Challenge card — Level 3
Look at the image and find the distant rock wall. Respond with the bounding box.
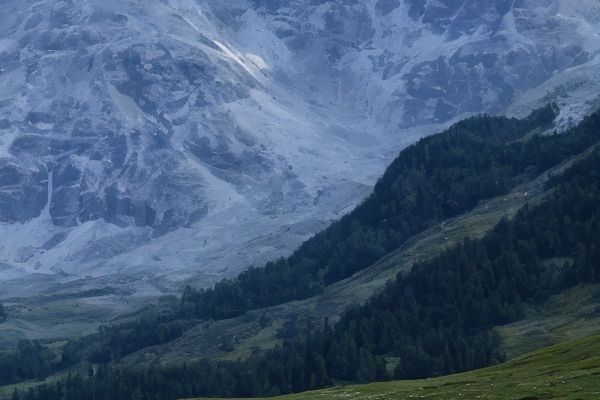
[0,0,598,295]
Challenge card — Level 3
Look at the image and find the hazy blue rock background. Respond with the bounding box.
[0,0,599,309]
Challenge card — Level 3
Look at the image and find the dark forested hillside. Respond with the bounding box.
[321,146,600,381]
[13,113,600,400]
[181,104,600,321]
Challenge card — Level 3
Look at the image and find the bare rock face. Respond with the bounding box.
[213,0,600,128]
[0,0,599,302]
[0,160,47,222]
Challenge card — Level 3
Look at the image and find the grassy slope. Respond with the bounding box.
[499,284,600,358]
[192,334,600,400]
[5,285,600,399]
[0,282,148,351]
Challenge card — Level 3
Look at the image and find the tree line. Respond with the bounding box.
[76,105,571,363]
[180,104,600,322]
[9,108,600,400]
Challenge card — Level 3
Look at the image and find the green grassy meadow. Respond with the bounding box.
[191,334,600,400]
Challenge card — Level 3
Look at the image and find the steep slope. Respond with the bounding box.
[3,107,600,400]
[118,158,557,364]
[178,106,600,324]
[1,0,600,314]
[8,141,600,400]
[118,142,587,365]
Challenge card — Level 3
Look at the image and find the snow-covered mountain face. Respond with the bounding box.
[0,0,599,304]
